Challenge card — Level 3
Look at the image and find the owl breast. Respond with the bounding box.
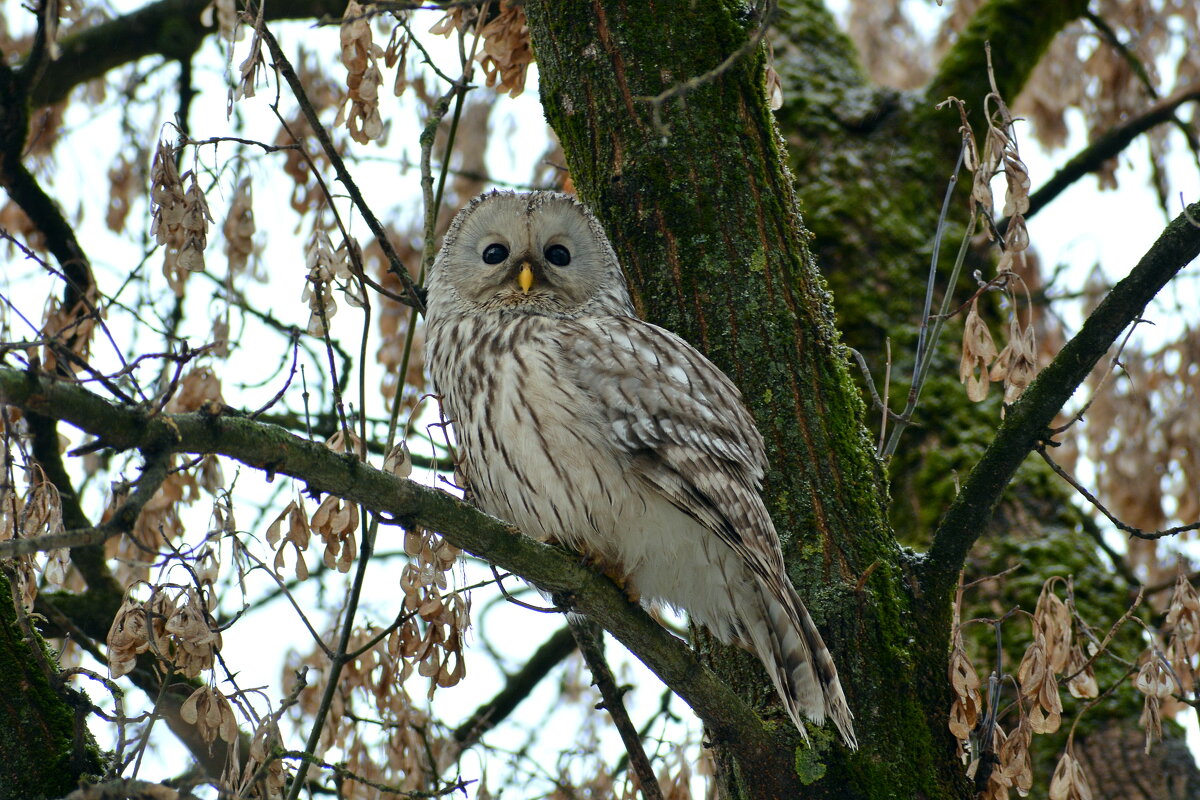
[426,311,742,635]
[429,312,628,555]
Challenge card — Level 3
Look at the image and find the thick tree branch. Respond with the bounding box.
[0,367,797,792]
[0,62,95,322]
[923,201,1200,599]
[923,0,1089,136]
[0,449,170,559]
[25,0,347,108]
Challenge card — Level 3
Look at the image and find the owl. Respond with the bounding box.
[424,190,856,748]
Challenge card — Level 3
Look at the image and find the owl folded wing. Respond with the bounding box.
[562,316,788,577]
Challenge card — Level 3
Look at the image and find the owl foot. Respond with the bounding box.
[572,548,640,604]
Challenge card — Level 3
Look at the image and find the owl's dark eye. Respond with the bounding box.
[544,244,571,267]
[482,243,509,264]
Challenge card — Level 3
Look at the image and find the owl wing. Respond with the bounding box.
[563,315,858,749]
[562,315,783,577]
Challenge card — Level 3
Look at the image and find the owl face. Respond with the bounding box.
[429,191,632,316]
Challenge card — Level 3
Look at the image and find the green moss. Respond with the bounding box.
[794,736,831,784]
[0,573,102,799]
[521,0,1117,796]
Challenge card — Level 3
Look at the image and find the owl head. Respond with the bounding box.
[426,191,635,317]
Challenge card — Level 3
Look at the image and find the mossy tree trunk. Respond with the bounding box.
[0,570,101,800]
[2,1,1195,797]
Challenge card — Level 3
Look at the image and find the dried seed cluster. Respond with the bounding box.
[0,461,68,608]
[952,79,1040,408]
[279,524,470,797]
[431,1,533,97]
[106,585,223,679]
[952,569,1200,799]
[337,1,386,144]
[150,141,214,297]
[952,577,1099,800]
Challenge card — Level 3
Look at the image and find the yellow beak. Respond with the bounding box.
[517,262,534,293]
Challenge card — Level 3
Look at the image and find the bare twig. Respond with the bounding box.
[1064,586,1144,685]
[1036,444,1200,541]
[924,200,1200,597]
[845,347,906,429]
[451,625,576,750]
[998,82,1200,234]
[881,140,974,458]
[635,0,779,135]
[1047,319,1147,436]
[257,20,425,312]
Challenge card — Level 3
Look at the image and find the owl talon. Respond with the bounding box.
[548,589,576,612]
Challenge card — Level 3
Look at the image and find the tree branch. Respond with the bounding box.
[923,201,1200,599]
[26,0,348,108]
[0,366,797,790]
[258,21,426,312]
[569,617,664,800]
[998,83,1200,234]
[26,412,121,596]
[0,449,171,559]
[923,0,1089,136]
[451,624,575,749]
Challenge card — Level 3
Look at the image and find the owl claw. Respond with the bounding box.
[570,548,641,603]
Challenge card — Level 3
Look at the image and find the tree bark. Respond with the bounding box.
[2,1,1197,797]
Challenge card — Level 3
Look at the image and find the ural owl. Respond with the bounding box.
[424,190,856,747]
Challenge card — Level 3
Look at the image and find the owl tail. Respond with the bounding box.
[741,579,858,750]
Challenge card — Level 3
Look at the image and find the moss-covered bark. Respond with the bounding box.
[0,570,101,799]
[524,0,1200,797]
[770,0,1199,797]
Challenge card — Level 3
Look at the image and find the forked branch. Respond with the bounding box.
[923,201,1200,598]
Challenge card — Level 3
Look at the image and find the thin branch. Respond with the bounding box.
[881,141,974,458]
[0,449,170,558]
[1036,444,1200,541]
[845,347,905,426]
[923,201,1200,598]
[998,82,1200,234]
[257,20,425,312]
[634,0,778,135]
[1064,586,1143,685]
[451,625,576,750]
[26,0,350,108]
[1048,318,1146,436]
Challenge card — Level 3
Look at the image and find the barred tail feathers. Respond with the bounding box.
[741,579,858,749]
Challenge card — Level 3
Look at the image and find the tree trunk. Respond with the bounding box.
[526,1,969,796]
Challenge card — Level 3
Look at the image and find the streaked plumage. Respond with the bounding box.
[424,190,856,747]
